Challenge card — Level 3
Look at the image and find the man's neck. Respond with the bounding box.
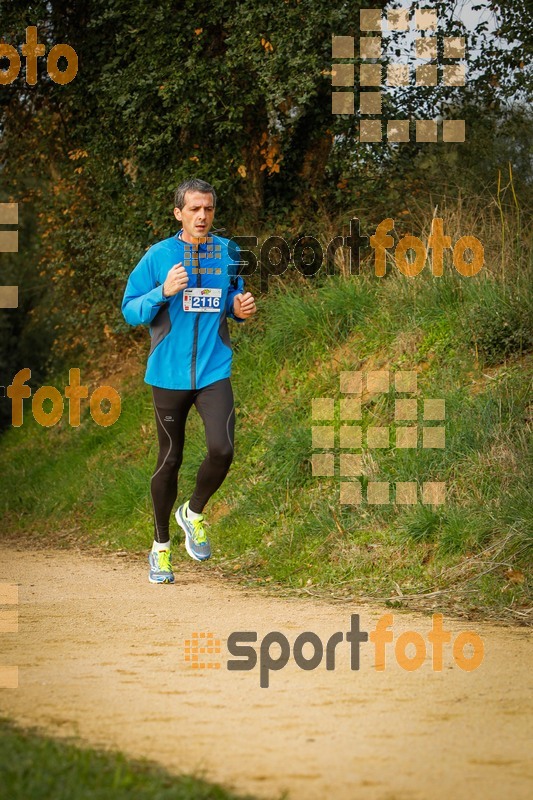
[178,229,209,245]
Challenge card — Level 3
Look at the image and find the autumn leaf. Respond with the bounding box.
[68,149,88,160]
[505,568,524,584]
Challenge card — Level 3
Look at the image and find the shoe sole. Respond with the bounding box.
[175,506,211,562]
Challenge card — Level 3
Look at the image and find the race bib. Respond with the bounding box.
[183,287,222,312]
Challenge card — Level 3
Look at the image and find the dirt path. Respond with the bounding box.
[0,547,531,800]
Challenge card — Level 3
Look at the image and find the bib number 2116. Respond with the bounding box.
[183,288,222,312]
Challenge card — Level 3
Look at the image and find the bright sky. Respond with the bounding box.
[380,0,497,63]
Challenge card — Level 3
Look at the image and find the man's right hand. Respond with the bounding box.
[162,263,189,297]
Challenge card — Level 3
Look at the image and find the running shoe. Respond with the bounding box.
[175,501,211,561]
[148,548,175,584]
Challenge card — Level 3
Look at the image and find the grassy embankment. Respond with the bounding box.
[1,210,531,619]
[0,718,258,800]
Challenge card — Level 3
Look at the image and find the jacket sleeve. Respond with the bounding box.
[122,249,167,326]
[226,243,246,323]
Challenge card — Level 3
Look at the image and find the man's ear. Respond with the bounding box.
[173,207,182,221]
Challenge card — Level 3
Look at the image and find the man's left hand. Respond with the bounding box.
[233,292,257,319]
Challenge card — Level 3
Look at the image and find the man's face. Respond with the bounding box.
[173,191,215,243]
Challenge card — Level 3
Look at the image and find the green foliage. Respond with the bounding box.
[463,278,533,365]
[259,278,375,359]
[399,505,445,543]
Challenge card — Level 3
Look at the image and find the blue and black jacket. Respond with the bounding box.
[122,230,245,390]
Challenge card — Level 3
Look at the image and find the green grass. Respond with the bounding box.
[1,266,531,617]
[0,719,259,800]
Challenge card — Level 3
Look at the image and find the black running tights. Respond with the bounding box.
[150,378,235,542]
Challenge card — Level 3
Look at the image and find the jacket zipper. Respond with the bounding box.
[190,259,201,389]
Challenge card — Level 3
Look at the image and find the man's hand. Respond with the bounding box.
[162,263,189,297]
[233,292,256,319]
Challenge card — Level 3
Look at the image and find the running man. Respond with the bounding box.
[122,178,256,583]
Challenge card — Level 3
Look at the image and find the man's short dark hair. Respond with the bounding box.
[174,179,217,210]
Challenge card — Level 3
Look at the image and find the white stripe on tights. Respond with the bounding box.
[150,400,174,541]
